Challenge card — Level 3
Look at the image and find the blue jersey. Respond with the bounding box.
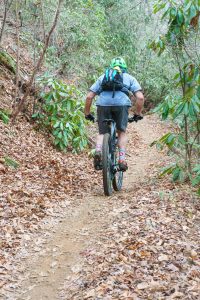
[89,73,142,106]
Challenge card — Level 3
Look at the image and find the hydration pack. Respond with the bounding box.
[101,67,130,98]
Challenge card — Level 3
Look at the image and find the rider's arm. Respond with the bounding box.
[134,91,144,115]
[84,91,96,115]
[129,76,144,115]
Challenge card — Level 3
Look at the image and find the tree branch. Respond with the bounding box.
[11,0,63,122]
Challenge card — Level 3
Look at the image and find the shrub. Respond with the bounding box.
[32,77,88,152]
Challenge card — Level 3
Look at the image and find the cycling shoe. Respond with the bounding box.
[118,160,128,171]
[94,151,102,170]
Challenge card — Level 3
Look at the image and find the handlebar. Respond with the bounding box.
[85,114,143,123]
[128,114,143,123]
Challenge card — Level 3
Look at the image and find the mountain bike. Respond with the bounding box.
[102,114,143,196]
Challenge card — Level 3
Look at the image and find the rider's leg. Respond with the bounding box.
[96,106,111,152]
[94,135,103,170]
[113,106,129,170]
[95,134,104,153]
[94,106,111,170]
[117,131,127,150]
[117,131,128,169]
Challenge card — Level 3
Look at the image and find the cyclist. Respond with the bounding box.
[84,57,144,171]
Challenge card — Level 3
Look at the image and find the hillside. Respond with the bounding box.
[0,43,100,297]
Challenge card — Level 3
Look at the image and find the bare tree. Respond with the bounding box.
[39,1,46,42]
[0,0,14,44]
[11,0,63,122]
[13,0,22,109]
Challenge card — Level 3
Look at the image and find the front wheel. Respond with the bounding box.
[102,133,112,196]
[112,150,123,191]
[112,170,123,191]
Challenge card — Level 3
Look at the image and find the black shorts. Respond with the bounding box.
[97,106,129,134]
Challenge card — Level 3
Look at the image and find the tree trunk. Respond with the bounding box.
[13,0,20,109]
[0,0,14,44]
[0,6,7,44]
[11,0,63,122]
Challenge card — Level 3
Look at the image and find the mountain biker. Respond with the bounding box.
[84,57,144,171]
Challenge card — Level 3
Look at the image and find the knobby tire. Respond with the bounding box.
[102,133,112,196]
[112,156,123,192]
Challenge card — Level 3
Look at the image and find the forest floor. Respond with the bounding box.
[0,36,200,300]
[1,113,200,300]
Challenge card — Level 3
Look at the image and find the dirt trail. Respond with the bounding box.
[15,115,166,300]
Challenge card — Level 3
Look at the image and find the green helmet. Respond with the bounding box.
[110,57,127,69]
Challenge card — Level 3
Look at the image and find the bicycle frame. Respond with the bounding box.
[101,115,142,196]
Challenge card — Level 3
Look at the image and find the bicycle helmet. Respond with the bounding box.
[110,57,127,70]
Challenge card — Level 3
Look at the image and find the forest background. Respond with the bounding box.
[0,0,200,193]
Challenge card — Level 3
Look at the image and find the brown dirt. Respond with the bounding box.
[0,114,190,300]
[1,116,199,300]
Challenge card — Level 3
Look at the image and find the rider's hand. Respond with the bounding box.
[133,114,143,122]
[128,114,143,123]
[85,113,95,122]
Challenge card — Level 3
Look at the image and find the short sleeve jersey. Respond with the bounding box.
[89,73,142,106]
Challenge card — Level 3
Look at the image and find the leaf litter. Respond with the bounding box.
[0,52,200,299]
[56,118,200,300]
[58,178,200,300]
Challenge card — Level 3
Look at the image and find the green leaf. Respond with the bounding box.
[188,102,195,117]
[173,72,180,80]
[192,95,200,113]
[191,176,200,186]
[67,100,72,111]
[177,10,184,25]
[159,164,175,177]
[161,103,169,120]
[197,86,200,97]
[184,1,192,12]
[153,3,165,14]
[44,93,52,102]
[59,92,69,97]
[60,122,64,130]
[57,131,63,139]
[4,156,19,169]
[161,2,170,19]
[172,167,181,181]
[32,113,39,118]
[178,134,186,145]
[189,4,197,20]
[170,7,177,18]
[0,111,9,124]
[166,133,175,147]
[160,132,173,143]
[54,138,60,145]
[173,102,185,119]
[53,121,60,128]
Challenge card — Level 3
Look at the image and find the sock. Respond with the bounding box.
[95,144,102,153]
[119,148,126,162]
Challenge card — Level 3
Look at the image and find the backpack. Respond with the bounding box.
[101,67,124,98]
[101,67,130,98]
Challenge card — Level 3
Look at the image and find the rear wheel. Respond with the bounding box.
[102,133,113,196]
